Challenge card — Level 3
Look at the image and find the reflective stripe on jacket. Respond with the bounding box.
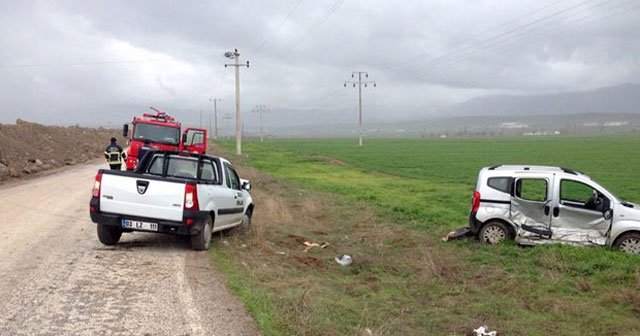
[104,144,124,164]
[104,151,122,164]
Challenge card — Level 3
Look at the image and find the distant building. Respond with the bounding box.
[501,122,529,129]
[522,130,561,136]
[603,121,629,127]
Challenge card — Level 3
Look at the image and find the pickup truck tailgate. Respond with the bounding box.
[100,174,185,222]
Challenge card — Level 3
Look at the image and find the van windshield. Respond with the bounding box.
[133,123,180,145]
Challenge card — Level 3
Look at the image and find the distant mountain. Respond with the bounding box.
[261,112,640,138]
[445,83,640,116]
[252,84,640,138]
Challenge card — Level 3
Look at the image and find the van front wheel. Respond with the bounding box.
[614,232,640,254]
[478,221,513,245]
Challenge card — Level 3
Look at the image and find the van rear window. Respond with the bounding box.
[487,177,511,193]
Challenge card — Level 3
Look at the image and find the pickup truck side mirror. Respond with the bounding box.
[603,208,613,220]
[122,124,129,137]
[241,180,251,191]
[182,133,187,144]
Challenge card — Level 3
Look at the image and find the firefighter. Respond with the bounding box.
[104,137,126,170]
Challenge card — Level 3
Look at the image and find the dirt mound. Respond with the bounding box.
[0,119,121,183]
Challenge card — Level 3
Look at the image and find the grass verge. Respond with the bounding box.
[209,138,640,335]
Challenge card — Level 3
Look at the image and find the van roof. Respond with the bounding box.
[484,165,585,176]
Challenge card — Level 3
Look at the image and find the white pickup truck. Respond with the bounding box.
[89,150,254,250]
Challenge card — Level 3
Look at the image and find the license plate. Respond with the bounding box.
[122,219,159,232]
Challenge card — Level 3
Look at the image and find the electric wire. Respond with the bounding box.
[387,0,607,73]
[383,0,577,71]
[420,0,637,77]
[308,0,610,110]
[0,58,163,69]
[277,0,345,56]
[252,0,305,54]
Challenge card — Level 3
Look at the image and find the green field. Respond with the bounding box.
[212,136,640,335]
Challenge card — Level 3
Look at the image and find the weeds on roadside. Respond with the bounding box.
[210,138,640,335]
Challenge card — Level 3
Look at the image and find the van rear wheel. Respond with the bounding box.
[478,221,513,245]
[614,232,640,254]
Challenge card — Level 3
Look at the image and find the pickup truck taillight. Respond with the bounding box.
[471,191,481,212]
[92,172,103,198]
[184,183,199,210]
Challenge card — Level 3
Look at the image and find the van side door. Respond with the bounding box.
[550,178,610,245]
[510,175,553,238]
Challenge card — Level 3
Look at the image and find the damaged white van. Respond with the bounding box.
[465,165,640,254]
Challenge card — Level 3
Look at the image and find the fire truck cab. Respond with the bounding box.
[122,108,207,171]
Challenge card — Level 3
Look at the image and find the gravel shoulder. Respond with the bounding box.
[0,161,259,335]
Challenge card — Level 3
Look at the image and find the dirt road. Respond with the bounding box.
[0,161,259,335]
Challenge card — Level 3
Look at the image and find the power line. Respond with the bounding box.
[437,0,628,65]
[387,0,608,73]
[421,0,636,76]
[252,0,305,54]
[303,87,345,106]
[297,2,594,110]
[384,0,578,71]
[278,0,345,56]
[0,58,164,69]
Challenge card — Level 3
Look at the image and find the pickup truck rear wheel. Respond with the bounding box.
[478,221,514,245]
[97,223,122,245]
[614,232,640,254]
[191,215,213,251]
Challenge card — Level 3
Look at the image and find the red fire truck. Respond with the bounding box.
[122,107,207,170]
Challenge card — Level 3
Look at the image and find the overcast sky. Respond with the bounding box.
[1,0,639,132]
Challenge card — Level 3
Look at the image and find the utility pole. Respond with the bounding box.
[208,114,212,139]
[223,113,232,140]
[199,110,203,128]
[209,97,221,140]
[224,49,249,155]
[345,71,376,147]
[253,104,268,142]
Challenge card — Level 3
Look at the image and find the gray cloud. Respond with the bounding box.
[1,0,638,130]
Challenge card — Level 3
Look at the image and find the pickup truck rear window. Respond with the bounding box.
[200,161,217,181]
[148,156,165,175]
[167,158,199,179]
[146,154,220,183]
